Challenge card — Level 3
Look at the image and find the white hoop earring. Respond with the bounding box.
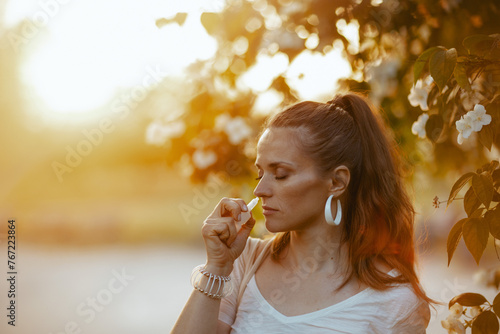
[325,195,342,226]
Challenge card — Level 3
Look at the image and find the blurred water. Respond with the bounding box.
[0,244,496,334]
[0,243,206,334]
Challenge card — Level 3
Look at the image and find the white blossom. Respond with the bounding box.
[366,58,401,103]
[146,122,169,146]
[408,77,432,111]
[455,114,474,145]
[441,314,465,334]
[145,120,185,146]
[424,75,434,86]
[225,117,252,145]
[455,104,491,145]
[215,114,231,131]
[449,317,465,334]
[470,306,481,318]
[462,81,483,110]
[216,114,253,145]
[411,113,429,138]
[192,149,217,169]
[450,303,463,318]
[468,104,492,132]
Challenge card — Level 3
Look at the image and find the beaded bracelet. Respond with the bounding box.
[190,264,234,299]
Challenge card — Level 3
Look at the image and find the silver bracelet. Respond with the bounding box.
[190,264,234,299]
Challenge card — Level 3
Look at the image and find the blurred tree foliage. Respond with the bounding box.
[149,0,499,187]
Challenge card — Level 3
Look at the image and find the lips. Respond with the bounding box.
[262,205,278,215]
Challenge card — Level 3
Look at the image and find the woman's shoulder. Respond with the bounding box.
[362,276,431,330]
[344,283,429,333]
[371,281,426,306]
[373,269,429,307]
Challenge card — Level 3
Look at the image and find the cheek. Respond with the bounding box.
[278,174,327,212]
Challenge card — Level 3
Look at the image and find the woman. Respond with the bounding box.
[172,93,432,333]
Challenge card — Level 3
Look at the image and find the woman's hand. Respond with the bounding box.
[201,198,256,276]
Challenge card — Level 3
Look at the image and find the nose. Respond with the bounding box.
[253,177,272,198]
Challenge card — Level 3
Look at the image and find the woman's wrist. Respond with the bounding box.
[204,262,233,276]
[191,264,234,299]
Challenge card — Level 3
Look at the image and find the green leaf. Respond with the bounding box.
[425,114,444,143]
[463,218,489,265]
[447,172,475,209]
[472,310,499,334]
[430,48,457,92]
[464,187,481,217]
[470,208,485,218]
[487,210,500,239]
[445,84,460,105]
[447,218,467,266]
[449,292,488,308]
[478,124,494,151]
[493,293,500,318]
[481,160,499,174]
[493,169,500,185]
[427,85,440,111]
[414,46,442,83]
[472,173,495,209]
[454,63,471,91]
[463,35,495,56]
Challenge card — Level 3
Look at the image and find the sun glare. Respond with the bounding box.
[5,0,220,116]
[285,48,352,101]
[238,52,289,92]
[5,0,353,118]
[239,47,352,103]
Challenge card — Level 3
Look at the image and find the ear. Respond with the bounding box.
[328,165,350,196]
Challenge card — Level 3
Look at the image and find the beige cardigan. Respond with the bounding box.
[234,237,274,308]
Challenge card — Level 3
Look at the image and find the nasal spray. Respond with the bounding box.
[237,197,259,228]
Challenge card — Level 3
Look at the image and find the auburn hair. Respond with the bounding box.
[266,92,432,304]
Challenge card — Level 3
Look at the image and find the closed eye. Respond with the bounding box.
[256,174,287,180]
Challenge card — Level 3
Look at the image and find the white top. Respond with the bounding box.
[219,239,430,333]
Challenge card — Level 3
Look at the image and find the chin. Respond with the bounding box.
[264,219,289,234]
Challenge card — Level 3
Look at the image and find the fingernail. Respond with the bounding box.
[243,204,248,211]
[238,214,241,221]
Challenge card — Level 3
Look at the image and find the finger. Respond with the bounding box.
[211,218,238,246]
[231,216,256,252]
[233,198,249,212]
[203,216,234,226]
[219,198,243,221]
[203,217,237,245]
[208,197,230,217]
[202,219,230,244]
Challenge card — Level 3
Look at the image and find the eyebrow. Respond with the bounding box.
[255,161,294,168]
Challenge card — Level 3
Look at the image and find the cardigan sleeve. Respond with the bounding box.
[218,237,268,325]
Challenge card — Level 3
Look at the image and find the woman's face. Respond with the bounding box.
[254,127,331,233]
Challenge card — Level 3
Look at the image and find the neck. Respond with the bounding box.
[282,224,350,275]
